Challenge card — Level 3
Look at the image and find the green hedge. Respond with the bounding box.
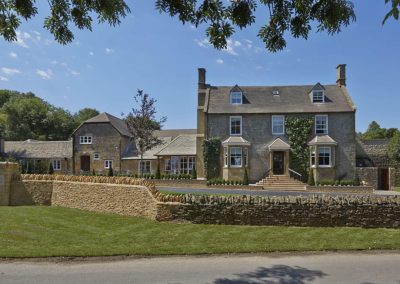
[207,178,245,186]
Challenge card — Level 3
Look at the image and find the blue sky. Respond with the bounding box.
[0,1,399,132]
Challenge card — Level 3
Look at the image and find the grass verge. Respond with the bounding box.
[1,206,400,258]
[395,187,400,192]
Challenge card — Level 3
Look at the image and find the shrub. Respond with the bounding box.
[243,168,249,185]
[191,167,197,180]
[107,166,114,177]
[155,162,161,179]
[47,163,54,175]
[307,169,315,186]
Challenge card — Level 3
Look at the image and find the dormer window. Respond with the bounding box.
[230,91,243,104]
[312,90,325,103]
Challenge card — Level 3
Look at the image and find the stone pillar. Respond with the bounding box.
[0,162,19,206]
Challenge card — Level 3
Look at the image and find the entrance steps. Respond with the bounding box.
[255,175,306,191]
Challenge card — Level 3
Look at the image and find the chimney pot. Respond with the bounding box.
[198,68,206,89]
[336,64,346,87]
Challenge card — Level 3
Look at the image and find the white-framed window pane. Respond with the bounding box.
[104,160,113,169]
[165,159,171,174]
[171,156,179,174]
[318,147,331,166]
[230,117,242,135]
[310,148,316,166]
[52,160,61,170]
[139,161,151,174]
[224,147,228,167]
[313,91,324,103]
[94,153,100,160]
[188,157,196,174]
[80,135,92,144]
[230,92,242,104]
[272,115,285,135]
[230,147,242,167]
[315,115,328,134]
[180,157,188,174]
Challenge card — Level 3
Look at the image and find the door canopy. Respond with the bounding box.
[268,138,291,151]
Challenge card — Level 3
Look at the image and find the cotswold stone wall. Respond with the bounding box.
[356,167,379,190]
[0,163,19,206]
[51,181,158,219]
[10,180,53,205]
[157,195,400,228]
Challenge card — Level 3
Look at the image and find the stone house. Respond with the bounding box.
[72,112,197,175]
[72,112,135,174]
[356,138,397,190]
[1,139,72,173]
[196,65,357,184]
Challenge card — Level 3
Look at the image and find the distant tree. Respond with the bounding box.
[362,121,387,140]
[1,1,399,52]
[74,108,100,125]
[125,89,166,177]
[361,121,399,140]
[388,132,400,163]
[1,92,75,140]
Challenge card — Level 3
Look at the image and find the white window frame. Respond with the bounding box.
[318,147,332,167]
[188,157,196,174]
[93,153,100,160]
[165,158,171,174]
[230,147,242,168]
[315,115,328,135]
[230,116,242,136]
[224,147,228,167]
[310,147,316,167]
[79,135,92,144]
[272,115,285,135]
[139,160,152,174]
[52,159,61,171]
[312,90,325,103]
[230,91,243,105]
[104,160,113,169]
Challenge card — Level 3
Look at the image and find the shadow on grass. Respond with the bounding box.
[214,265,327,283]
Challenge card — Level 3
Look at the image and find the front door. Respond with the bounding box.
[380,168,389,190]
[80,155,90,172]
[273,151,284,175]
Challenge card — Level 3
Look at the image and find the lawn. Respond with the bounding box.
[395,187,400,192]
[1,206,400,258]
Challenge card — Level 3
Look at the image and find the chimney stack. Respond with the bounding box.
[198,68,206,89]
[336,64,346,87]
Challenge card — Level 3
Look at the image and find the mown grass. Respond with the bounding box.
[1,206,400,258]
[395,187,400,192]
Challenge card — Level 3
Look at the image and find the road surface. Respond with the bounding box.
[1,252,400,283]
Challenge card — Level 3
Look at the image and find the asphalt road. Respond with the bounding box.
[158,186,400,197]
[1,252,400,283]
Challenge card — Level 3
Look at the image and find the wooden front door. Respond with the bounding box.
[80,155,90,172]
[380,168,389,191]
[273,151,285,175]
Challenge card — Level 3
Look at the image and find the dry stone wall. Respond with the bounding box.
[157,194,400,228]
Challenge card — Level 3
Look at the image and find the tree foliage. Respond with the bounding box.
[361,121,399,140]
[0,0,130,45]
[125,89,166,176]
[388,132,400,163]
[1,1,399,52]
[0,89,100,140]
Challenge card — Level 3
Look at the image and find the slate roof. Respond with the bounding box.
[4,140,72,159]
[122,137,173,160]
[308,135,338,146]
[222,136,251,146]
[77,112,132,137]
[154,129,197,139]
[155,135,197,156]
[206,84,355,114]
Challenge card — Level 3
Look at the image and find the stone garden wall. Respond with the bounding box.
[157,194,400,228]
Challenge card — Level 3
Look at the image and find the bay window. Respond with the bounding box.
[230,147,242,167]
